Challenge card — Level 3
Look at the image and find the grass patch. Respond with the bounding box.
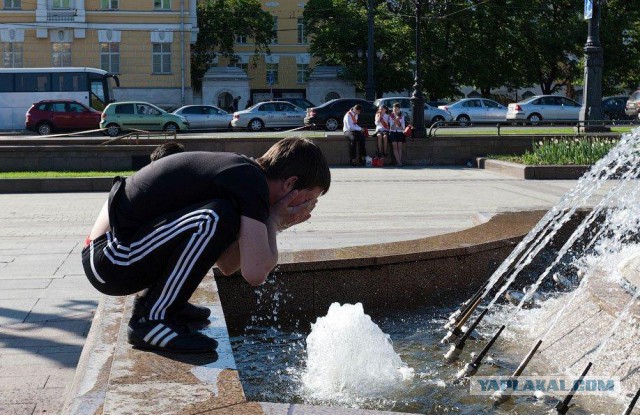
[490,136,618,165]
[0,171,134,179]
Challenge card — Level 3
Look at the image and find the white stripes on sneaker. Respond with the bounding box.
[99,208,220,321]
[142,323,179,348]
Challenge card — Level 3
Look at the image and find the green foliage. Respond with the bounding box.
[303,0,640,99]
[498,137,619,165]
[304,0,413,95]
[191,0,274,92]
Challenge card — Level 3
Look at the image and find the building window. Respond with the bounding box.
[154,0,170,10]
[266,63,278,84]
[100,42,120,73]
[52,42,71,67]
[235,34,247,44]
[2,43,23,67]
[229,62,247,73]
[271,17,278,44]
[152,43,171,73]
[4,0,21,9]
[297,64,309,83]
[101,0,118,9]
[297,18,307,44]
[52,0,70,9]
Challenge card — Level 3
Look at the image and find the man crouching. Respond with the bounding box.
[81,137,330,353]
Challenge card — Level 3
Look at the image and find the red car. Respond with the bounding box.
[25,100,102,135]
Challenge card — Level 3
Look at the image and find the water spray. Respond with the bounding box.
[456,325,505,380]
[441,295,483,344]
[444,308,488,363]
[622,387,640,415]
[554,362,593,414]
[492,339,543,405]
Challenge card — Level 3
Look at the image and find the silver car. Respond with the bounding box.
[172,105,233,130]
[507,95,582,125]
[438,98,507,126]
[373,97,453,125]
[231,101,306,131]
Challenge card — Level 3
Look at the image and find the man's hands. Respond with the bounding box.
[268,189,318,232]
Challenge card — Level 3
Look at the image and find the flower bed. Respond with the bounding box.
[490,136,618,166]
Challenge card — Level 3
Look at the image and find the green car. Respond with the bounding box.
[100,101,189,137]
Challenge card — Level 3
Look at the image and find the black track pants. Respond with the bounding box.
[82,199,240,321]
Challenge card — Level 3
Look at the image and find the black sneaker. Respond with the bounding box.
[133,297,211,324]
[175,302,211,323]
[127,318,218,353]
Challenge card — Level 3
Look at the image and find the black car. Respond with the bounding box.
[278,97,316,110]
[304,98,377,131]
[602,95,633,121]
[624,90,640,119]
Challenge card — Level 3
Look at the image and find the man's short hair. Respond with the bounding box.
[150,141,185,161]
[353,104,363,111]
[256,137,331,195]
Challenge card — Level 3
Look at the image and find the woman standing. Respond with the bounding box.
[388,103,407,166]
[374,105,390,158]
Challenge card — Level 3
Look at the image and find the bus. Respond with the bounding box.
[0,67,120,131]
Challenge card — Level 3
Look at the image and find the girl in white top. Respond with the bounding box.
[389,103,407,166]
[374,105,390,158]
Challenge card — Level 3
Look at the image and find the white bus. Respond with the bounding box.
[0,67,119,131]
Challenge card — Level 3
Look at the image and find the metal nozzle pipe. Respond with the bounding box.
[622,387,640,415]
[444,309,488,363]
[444,279,492,329]
[493,339,543,406]
[554,362,593,414]
[441,296,484,344]
[455,325,505,380]
[513,339,543,378]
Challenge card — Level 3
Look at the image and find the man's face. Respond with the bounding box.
[288,187,323,207]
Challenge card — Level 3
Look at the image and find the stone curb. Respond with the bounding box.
[0,177,113,193]
[478,158,590,180]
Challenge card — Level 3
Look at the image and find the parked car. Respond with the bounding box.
[100,101,189,137]
[506,95,581,125]
[426,100,449,108]
[25,99,101,135]
[625,89,640,119]
[438,98,507,126]
[373,97,453,125]
[231,101,306,131]
[172,105,232,130]
[304,98,377,131]
[278,97,316,110]
[602,95,633,121]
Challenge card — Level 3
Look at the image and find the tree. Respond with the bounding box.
[304,0,413,96]
[598,0,640,94]
[191,0,274,92]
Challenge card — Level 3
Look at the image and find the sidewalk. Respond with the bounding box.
[0,167,579,415]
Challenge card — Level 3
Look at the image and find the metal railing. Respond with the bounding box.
[426,118,639,137]
[47,9,77,22]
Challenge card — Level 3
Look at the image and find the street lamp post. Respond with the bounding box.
[578,0,609,132]
[365,0,376,101]
[410,0,425,138]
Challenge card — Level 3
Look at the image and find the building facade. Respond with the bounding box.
[209,0,353,110]
[0,0,198,109]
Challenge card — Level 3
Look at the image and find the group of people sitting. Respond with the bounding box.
[342,103,410,167]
